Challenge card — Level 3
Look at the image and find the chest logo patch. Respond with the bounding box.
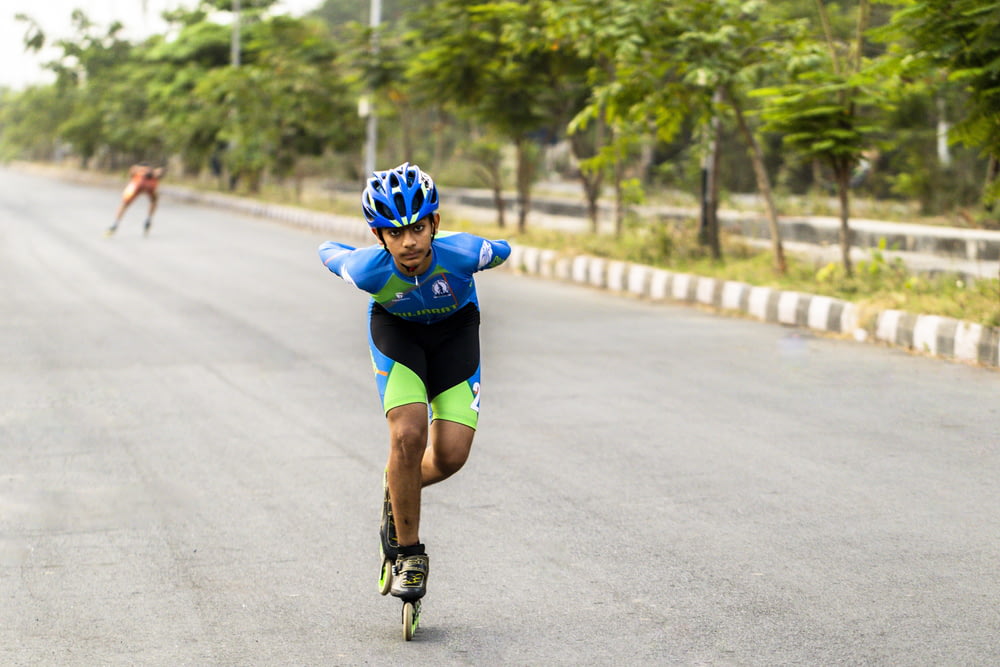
[430,278,452,298]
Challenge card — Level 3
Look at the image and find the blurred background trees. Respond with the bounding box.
[2,0,999,272]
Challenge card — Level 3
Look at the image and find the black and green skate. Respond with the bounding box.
[378,471,399,595]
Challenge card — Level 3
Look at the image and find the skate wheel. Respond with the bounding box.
[378,558,392,596]
[402,601,420,641]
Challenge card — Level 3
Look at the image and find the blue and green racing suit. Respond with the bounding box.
[318,231,510,428]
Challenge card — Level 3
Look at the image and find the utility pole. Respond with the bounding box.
[363,0,382,177]
[231,0,241,67]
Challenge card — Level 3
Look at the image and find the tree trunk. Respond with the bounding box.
[728,89,787,273]
[936,93,952,167]
[515,138,533,233]
[492,177,506,229]
[613,156,625,238]
[985,155,999,213]
[569,114,606,234]
[708,132,722,260]
[836,167,853,277]
[582,174,602,234]
[700,89,723,260]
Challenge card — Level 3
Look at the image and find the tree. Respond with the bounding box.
[553,0,689,238]
[0,86,72,161]
[543,1,627,235]
[408,0,587,232]
[754,0,883,276]
[17,10,139,166]
[668,0,792,272]
[180,14,361,192]
[880,0,1000,210]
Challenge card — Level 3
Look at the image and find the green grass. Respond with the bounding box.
[453,217,1000,329]
[172,173,1000,329]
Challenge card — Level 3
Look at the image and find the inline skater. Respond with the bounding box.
[318,162,510,613]
[105,163,164,237]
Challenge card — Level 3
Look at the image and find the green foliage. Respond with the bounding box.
[3,0,1000,236]
[879,0,1000,193]
[1,5,362,184]
[492,220,1000,327]
[0,87,70,161]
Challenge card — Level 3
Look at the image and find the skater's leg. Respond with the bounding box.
[421,420,474,486]
[109,183,139,232]
[144,192,158,234]
[107,198,131,235]
[385,402,428,547]
[146,191,159,219]
[113,200,129,222]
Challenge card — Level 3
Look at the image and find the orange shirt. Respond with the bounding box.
[123,166,160,199]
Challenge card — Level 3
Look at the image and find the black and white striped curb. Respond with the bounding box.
[508,246,1000,369]
[174,187,1000,370]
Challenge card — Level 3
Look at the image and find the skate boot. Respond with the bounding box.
[378,471,399,595]
[390,545,429,602]
[143,218,152,236]
[104,224,118,238]
[380,471,399,560]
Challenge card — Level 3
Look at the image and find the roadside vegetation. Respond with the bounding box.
[3,0,1000,326]
[176,170,1000,328]
[437,213,1000,329]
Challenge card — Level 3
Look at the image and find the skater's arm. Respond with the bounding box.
[479,238,511,271]
[436,233,511,272]
[318,241,359,278]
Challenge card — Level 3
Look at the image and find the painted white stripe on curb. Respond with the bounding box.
[842,303,861,338]
[721,281,747,311]
[588,257,607,288]
[518,246,535,273]
[607,261,628,292]
[672,273,693,301]
[509,245,526,272]
[748,286,772,321]
[554,257,572,281]
[913,315,944,355]
[954,321,983,362]
[649,270,671,300]
[627,265,650,296]
[807,296,833,331]
[696,277,716,306]
[539,249,557,278]
[778,291,800,325]
[876,310,903,343]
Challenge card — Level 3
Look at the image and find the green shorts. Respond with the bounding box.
[367,302,481,429]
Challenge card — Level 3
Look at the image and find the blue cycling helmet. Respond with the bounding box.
[361,162,439,228]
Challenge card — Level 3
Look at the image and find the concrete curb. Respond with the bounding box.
[507,245,1000,370]
[12,163,999,370]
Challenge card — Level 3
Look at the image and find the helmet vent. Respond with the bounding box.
[361,162,439,228]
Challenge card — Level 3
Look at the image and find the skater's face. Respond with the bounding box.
[376,213,439,276]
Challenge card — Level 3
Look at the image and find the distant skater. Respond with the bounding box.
[105,163,165,237]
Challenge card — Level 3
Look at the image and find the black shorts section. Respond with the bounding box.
[370,302,481,400]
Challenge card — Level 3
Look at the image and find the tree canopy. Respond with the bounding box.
[2,0,997,250]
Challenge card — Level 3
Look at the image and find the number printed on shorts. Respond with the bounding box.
[470,382,481,413]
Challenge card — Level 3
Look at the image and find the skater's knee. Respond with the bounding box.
[386,403,429,467]
[430,445,469,478]
[388,422,427,461]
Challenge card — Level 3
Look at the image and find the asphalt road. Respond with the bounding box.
[2,168,999,666]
